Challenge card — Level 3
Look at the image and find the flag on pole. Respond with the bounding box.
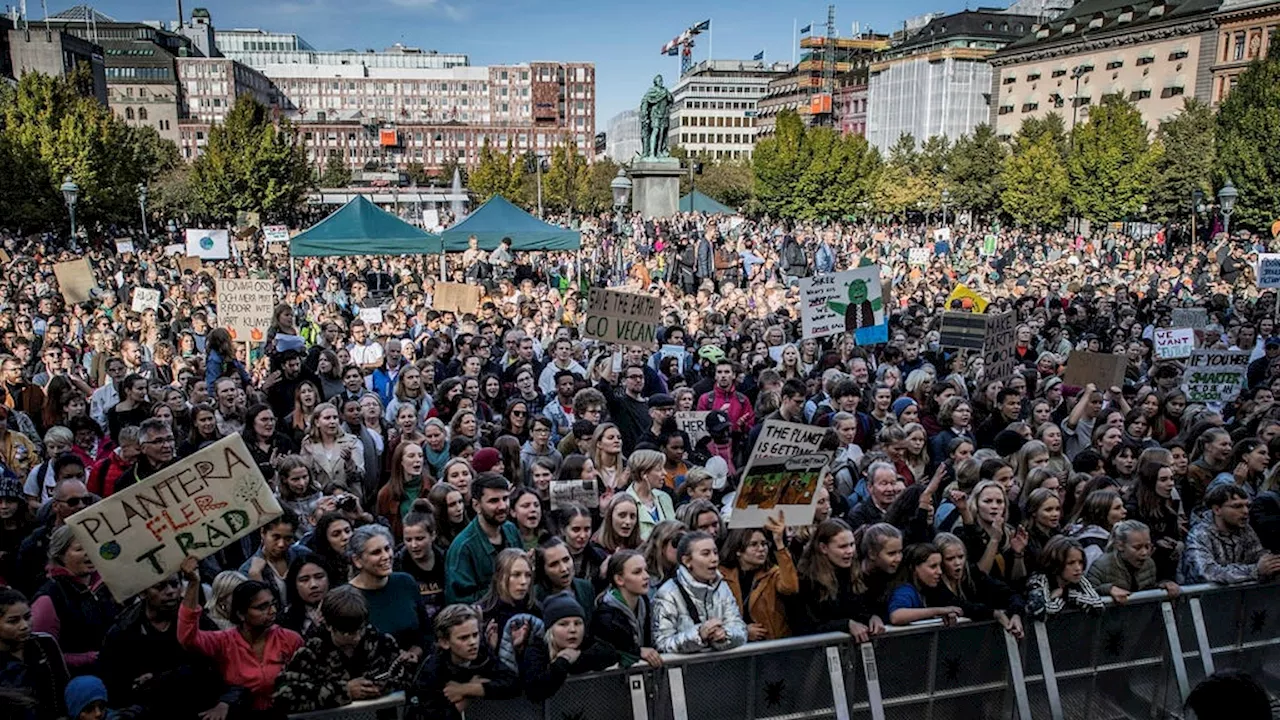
[694,19,711,32]
[800,23,812,34]
[753,50,765,61]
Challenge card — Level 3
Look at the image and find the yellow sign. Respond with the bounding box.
[946,283,989,313]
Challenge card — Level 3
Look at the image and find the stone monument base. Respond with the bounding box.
[629,158,683,220]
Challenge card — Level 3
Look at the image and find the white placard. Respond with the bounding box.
[1258,254,1280,289]
[358,307,384,326]
[131,287,161,312]
[798,265,886,341]
[263,225,290,244]
[909,247,929,266]
[728,420,833,529]
[185,229,230,260]
[216,278,274,343]
[164,243,184,257]
[1154,328,1195,359]
[1181,350,1249,403]
[115,239,136,254]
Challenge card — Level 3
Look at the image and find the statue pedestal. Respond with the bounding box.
[629,158,683,220]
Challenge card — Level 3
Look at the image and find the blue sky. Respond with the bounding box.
[66,0,967,122]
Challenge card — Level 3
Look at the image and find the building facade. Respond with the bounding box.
[989,0,1222,139]
[833,81,869,136]
[669,59,788,160]
[606,108,641,162]
[8,25,107,104]
[757,35,888,136]
[175,56,282,159]
[1210,0,1280,104]
[867,10,1034,153]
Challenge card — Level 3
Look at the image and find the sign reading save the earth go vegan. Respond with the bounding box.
[66,435,282,601]
[584,287,660,345]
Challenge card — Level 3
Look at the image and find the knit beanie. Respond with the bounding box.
[65,676,108,719]
[542,591,585,627]
[891,397,918,419]
[471,447,501,473]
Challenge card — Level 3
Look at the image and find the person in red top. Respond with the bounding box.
[696,360,755,437]
[177,555,303,712]
[86,428,140,498]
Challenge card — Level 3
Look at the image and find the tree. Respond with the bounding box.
[468,139,512,201]
[697,158,756,211]
[318,152,351,188]
[1147,98,1215,221]
[542,139,589,215]
[1013,113,1069,159]
[873,164,932,221]
[752,110,807,218]
[190,95,312,223]
[1001,133,1069,229]
[579,157,620,214]
[1067,96,1159,222]
[1215,41,1280,231]
[887,133,920,172]
[948,125,1006,219]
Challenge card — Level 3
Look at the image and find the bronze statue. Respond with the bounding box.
[639,74,673,158]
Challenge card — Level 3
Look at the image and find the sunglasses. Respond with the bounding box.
[58,496,93,507]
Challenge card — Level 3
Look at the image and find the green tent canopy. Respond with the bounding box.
[290,195,442,257]
[441,195,581,252]
[679,190,735,215]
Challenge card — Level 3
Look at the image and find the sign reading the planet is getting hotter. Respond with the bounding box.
[584,287,660,345]
[66,435,281,601]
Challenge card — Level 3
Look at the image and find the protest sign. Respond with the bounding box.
[263,225,290,244]
[1258,254,1280,289]
[676,411,710,445]
[938,312,987,350]
[53,259,97,304]
[177,256,202,275]
[0,249,9,263]
[933,228,951,243]
[982,235,997,256]
[660,344,687,363]
[730,420,832,529]
[1154,328,1195,359]
[423,209,441,231]
[945,283,989,313]
[358,307,384,326]
[982,311,1017,382]
[584,287,660,345]
[1170,308,1207,330]
[909,247,929,266]
[1181,350,1249,403]
[131,287,161,313]
[433,281,482,315]
[798,265,887,344]
[549,479,598,511]
[65,435,282,601]
[215,278,274,343]
[1063,351,1127,390]
[185,229,230,260]
[164,243,184,257]
[115,239,135,255]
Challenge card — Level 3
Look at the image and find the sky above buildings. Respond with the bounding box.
[55,0,978,122]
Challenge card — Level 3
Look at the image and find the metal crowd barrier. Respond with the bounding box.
[289,582,1280,720]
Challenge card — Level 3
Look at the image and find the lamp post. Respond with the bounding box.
[610,167,633,281]
[534,153,549,219]
[1190,189,1204,250]
[941,189,951,227]
[60,176,79,239]
[1069,64,1087,133]
[137,183,149,239]
[1217,179,1238,238]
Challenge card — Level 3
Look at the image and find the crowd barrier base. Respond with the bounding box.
[288,582,1280,720]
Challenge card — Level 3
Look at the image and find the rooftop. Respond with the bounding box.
[1001,0,1224,52]
[895,9,1039,52]
[46,4,116,23]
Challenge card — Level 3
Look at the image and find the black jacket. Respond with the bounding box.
[790,573,877,634]
[590,591,653,667]
[408,643,518,720]
[1252,490,1280,553]
[517,636,618,701]
[0,633,68,720]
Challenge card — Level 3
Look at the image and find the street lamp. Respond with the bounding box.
[137,183,149,239]
[941,189,951,227]
[60,176,79,239]
[1190,189,1205,249]
[610,168,633,280]
[1217,179,1238,237]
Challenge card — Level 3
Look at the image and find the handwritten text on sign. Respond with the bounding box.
[216,278,274,343]
[983,311,1017,382]
[729,420,832,529]
[66,435,282,601]
[798,265,885,341]
[1154,328,1195,359]
[1258,254,1280,289]
[584,287,660,345]
[1181,350,1249,403]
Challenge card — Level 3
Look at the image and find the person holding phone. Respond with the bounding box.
[274,585,409,713]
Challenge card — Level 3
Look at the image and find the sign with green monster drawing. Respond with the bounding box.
[799,265,889,343]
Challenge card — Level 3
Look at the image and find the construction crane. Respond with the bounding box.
[660,19,710,76]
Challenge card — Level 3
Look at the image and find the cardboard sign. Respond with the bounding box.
[908,247,929,266]
[235,210,261,230]
[263,225,290,244]
[216,278,274,343]
[982,311,1017,382]
[933,228,951,243]
[177,256,203,275]
[1181,350,1250,403]
[946,283,989,313]
[1170,308,1207,330]
[584,287,660,345]
[185,228,230,260]
[358,307,384,326]
[65,435,282,601]
[1063,351,1127,390]
[53,259,98,304]
[939,312,987,350]
[433,281,482,315]
[729,420,833,529]
[131,287,161,313]
[0,249,10,264]
[676,411,710,445]
[1258,254,1280,289]
[549,479,598,511]
[115,239,136,255]
[1154,328,1195,359]
[798,265,888,344]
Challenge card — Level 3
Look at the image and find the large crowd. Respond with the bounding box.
[0,211,1278,720]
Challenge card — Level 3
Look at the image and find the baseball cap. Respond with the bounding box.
[697,346,726,363]
[648,393,675,409]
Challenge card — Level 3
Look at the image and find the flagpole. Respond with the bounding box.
[792,18,797,65]
[708,18,713,61]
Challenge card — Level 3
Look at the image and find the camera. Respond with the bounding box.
[337,494,357,512]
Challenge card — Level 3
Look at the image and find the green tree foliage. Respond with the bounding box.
[1067,96,1159,222]
[542,139,588,215]
[318,152,352,188]
[873,134,932,220]
[1149,98,1215,221]
[1001,133,1069,229]
[752,110,807,218]
[190,95,312,223]
[0,69,177,232]
[752,111,879,219]
[947,125,1006,219]
[468,138,513,201]
[697,158,755,211]
[438,156,468,188]
[580,157,620,214]
[1014,112,1069,159]
[1215,41,1280,230]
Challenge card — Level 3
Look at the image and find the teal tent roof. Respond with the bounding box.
[441,195,580,252]
[290,195,441,257]
[679,190,735,215]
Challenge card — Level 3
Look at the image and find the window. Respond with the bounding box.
[1234,32,1246,60]
[1026,72,1041,81]
[1073,96,1091,107]
[1021,102,1039,112]
[1168,49,1188,60]
[1136,55,1154,66]
[1003,75,1017,85]
[1129,89,1152,100]
[998,104,1015,115]
[125,107,134,120]
[138,108,147,120]
[1106,60,1123,70]
[1052,68,1067,77]
[1161,85,1185,98]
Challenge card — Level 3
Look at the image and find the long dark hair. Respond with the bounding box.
[304,512,353,582]
[281,552,329,628]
